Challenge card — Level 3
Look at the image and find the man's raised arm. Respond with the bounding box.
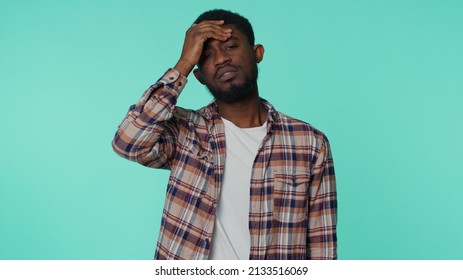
[111,20,232,169]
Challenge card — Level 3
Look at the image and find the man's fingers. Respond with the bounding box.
[199,29,231,42]
[191,20,231,32]
[190,23,232,41]
[191,23,231,34]
[196,19,225,25]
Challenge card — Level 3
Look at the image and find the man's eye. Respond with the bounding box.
[226,45,237,50]
[202,53,212,59]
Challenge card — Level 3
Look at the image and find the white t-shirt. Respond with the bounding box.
[209,118,266,260]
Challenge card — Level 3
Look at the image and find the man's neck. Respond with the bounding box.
[216,91,268,128]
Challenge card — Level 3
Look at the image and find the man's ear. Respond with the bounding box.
[253,44,264,63]
[193,69,205,85]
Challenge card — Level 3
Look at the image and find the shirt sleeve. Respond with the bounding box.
[307,135,338,259]
[111,68,187,170]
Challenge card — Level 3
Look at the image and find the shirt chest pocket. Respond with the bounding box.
[272,171,310,223]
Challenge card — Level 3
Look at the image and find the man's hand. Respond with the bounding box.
[174,20,232,77]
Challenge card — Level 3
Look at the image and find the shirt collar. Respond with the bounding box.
[201,98,278,129]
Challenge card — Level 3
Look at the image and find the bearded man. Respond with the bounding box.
[112,9,337,260]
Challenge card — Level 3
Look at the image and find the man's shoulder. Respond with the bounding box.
[275,111,326,138]
[172,104,213,126]
[273,111,331,160]
[173,105,205,118]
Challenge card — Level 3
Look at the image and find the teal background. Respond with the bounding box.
[1,0,462,259]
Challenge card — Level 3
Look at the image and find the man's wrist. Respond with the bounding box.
[174,59,195,77]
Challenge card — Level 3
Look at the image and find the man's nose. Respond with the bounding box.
[214,49,231,67]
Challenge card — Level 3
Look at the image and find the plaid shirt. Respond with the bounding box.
[112,69,337,260]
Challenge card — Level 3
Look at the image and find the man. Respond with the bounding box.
[112,9,337,260]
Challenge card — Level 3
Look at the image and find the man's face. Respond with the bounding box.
[195,25,259,103]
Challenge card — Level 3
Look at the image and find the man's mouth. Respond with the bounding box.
[215,66,238,82]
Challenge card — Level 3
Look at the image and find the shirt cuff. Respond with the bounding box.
[148,68,188,96]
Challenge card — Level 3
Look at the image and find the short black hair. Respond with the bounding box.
[194,9,255,46]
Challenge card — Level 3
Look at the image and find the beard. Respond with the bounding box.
[206,63,258,103]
